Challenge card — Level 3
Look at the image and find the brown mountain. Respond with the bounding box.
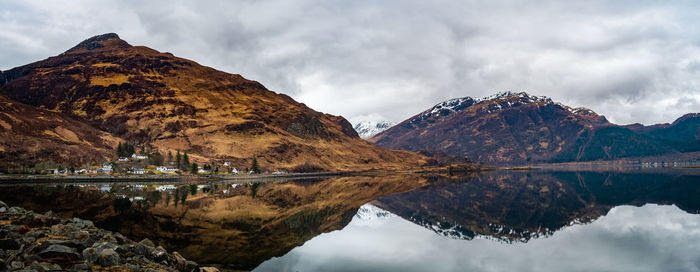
[371,92,697,164]
[0,94,121,170]
[0,33,425,171]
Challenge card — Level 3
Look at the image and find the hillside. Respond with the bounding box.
[0,94,120,171]
[0,33,426,171]
[371,92,699,164]
[353,120,396,139]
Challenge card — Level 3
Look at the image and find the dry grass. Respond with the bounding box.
[89,74,131,87]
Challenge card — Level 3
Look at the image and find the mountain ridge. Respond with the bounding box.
[371,92,699,164]
[0,33,427,171]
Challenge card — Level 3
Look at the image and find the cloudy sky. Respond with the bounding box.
[2,0,700,125]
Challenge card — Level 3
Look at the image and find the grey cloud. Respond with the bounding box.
[1,0,700,125]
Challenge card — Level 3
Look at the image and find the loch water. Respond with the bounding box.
[1,169,699,271]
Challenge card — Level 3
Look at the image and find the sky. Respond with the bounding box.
[2,0,700,125]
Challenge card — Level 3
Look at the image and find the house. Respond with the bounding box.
[46,169,57,175]
[131,153,148,160]
[272,170,285,175]
[223,162,232,166]
[99,185,111,192]
[132,168,145,175]
[231,168,239,174]
[198,169,212,174]
[157,166,178,173]
[118,157,130,162]
[76,169,88,174]
[155,185,176,192]
[98,164,113,173]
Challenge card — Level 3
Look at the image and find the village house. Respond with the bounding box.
[231,168,239,174]
[223,162,232,166]
[198,168,212,174]
[98,164,113,173]
[131,153,148,160]
[156,185,176,192]
[118,157,130,162]
[132,167,145,175]
[157,166,178,173]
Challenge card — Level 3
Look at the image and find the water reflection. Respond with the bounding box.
[256,170,700,271]
[1,170,699,271]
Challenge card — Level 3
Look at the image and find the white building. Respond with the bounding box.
[231,168,239,174]
[118,157,130,162]
[99,164,113,173]
[157,166,178,173]
[132,168,145,175]
[155,185,176,192]
[131,153,148,160]
[223,162,232,166]
[198,169,212,174]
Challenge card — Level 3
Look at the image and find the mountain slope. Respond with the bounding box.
[0,33,426,171]
[371,92,694,164]
[353,121,396,139]
[0,94,120,171]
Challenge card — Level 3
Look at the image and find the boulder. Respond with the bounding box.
[139,238,156,248]
[29,261,61,272]
[0,238,21,250]
[38,244,79,259]
[97,248,120,267]
[82,247,98,265]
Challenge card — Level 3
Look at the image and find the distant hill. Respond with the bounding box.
[0,33,426,171]
[371,92,700,164]
[353,120,396,139]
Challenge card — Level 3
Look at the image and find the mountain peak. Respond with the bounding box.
[64,33,130,53]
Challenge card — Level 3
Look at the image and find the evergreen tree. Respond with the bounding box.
[190,163,198,175]
[250,157,260,174]
[176,150,181,169]
[168,151,173,163]
[183,152,190,170]
[116,142,124,157]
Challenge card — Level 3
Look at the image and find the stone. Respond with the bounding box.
[0,207,6,213]
[68,218,94,229]
[139,238,155,248]
[97,248,120,267]
[199,267,220,272]
[7,206,26,215]
[11,260,25,269]
[0,238,21,250]
[82,247,99,265]
[0,200,8,209]
[71,262,89,270]
[38,244,79,259]
[29,262,61,272]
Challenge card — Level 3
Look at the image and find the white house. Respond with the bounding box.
[157,166,178,173]
[231,168,239,174]
[223,162,232,166]
[198,169,212,174]
[99,164,113,173]
[132,168,145,175]
[131,153,148,160]
[118,157,129,162]
[156,185,176,191]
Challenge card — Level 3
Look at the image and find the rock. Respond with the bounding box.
[0,200,8,209]
[38,244,79,259]
[199,267,220,272]
[29,262,61,272]
[6,206,26,215]
[139,238,155,248]
[67,218,94,229]
[174,251,198,271]
[0,207,6,213]
[0,238,21,250]
[97,248,120,267]
[11,260,25,269]
[82,247,98,265]
[70,262,89,270]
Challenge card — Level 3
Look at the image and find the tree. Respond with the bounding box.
[190,163,198,175]
[183,152,190,170]
[69,166,75,174]
[250,157,260,174]
[168,151,173,163]
[116,142,124,158]
[176,150,181,169]
[149,152,164,166]
[189,184,197,195]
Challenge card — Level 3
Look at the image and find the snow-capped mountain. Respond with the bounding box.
[353,121,396,139]
[352,203,397,227]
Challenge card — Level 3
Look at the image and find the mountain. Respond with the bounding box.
[371,92,699,164]
[0,33,426,171]
[353,120,396,139]
[0,94,121,170]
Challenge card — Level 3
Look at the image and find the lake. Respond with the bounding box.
[1,170,699,271]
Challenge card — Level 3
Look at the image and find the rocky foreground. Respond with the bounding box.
[0,200,218,272]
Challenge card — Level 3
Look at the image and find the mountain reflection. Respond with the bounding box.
[373,171,700,242]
